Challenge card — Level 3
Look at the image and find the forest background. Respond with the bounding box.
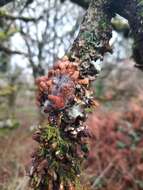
[0,0,143,190]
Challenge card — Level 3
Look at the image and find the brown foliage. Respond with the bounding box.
[86,103,143,189]
[85,60,143,190]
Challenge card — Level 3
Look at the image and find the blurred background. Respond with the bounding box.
[1,1,143,190]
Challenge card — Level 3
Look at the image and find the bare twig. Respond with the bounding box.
[91,158,117,188]
[0,43,27,55]
[0,13,39,22]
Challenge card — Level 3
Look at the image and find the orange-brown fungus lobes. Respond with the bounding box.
[36,59,80,111]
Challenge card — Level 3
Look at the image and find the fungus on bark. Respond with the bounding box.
[29,0,143,189]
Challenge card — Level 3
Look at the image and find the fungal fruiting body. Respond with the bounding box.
[36,58,79,114]
[36,57,97,123]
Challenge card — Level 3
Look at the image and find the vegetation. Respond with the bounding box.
[0,0,143,190]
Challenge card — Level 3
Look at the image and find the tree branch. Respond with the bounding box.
[70,0,89,9]
[0,13,38,22]
[60,0,90,9]
[0,43,27,55]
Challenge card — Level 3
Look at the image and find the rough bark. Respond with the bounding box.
[104,0,143,67]
[69,0,112,78]
[29,0,143,189]
[29,0,112,189]
[70,0,143,67]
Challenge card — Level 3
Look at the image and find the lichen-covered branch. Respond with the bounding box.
[69,0,111,63]
[29,0,108,189]
[104,0,143,67]
[29,0,143,190]
[70,0,143,67]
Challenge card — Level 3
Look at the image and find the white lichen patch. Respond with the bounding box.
[109,30,133,61]
[111,14,130,31]
[91,59,102,72]
[68,105,83,119]
[91,15,133,75]
[103,14,134,66]
[40,100,51,114]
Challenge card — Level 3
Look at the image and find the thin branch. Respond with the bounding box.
[0,13,40,22]
[91,157,117,188]
[70,0,89,9]
[0,43,27,55]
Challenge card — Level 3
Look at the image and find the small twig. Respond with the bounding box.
[0,13,40,22]
[91,157,117,188]
[0,43,27,55]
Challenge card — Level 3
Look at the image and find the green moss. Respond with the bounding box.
[98,18,108,30]
[33,125,83,186]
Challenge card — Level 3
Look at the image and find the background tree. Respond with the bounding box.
[29,0,143,189]
[0,9,22,121]
[4,0,84,79]
[0,0,143,189]
[0,0,90,9]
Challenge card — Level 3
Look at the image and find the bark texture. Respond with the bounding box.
[70,0,143,67]
[29,0,143,189]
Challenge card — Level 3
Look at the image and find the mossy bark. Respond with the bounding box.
[70,0,111,63]
[30,1,143,190]
[70,0,143,66]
